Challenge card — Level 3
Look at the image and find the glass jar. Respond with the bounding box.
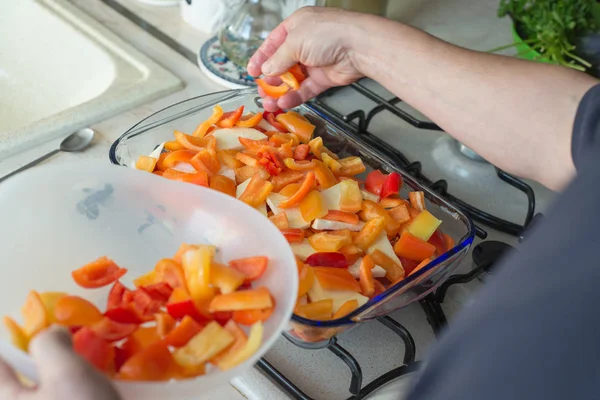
[219,0,284,68]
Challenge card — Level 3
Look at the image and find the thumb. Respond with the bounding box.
[28,326,87,382]
[261,40,299,77]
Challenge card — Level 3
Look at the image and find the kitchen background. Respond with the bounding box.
[0,0,575,399]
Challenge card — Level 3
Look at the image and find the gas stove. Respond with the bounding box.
[231,80,555,400]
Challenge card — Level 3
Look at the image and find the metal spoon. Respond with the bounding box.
[0,128,95,183]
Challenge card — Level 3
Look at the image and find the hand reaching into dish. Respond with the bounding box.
[247,7,365,112]
[0,327,121,400]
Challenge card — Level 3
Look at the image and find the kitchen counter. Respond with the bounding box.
[0,0,515,398]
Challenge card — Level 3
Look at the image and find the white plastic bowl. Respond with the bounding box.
[0,161,297,400]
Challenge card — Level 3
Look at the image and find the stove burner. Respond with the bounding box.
[456,141,487,163]
[472,240,514,273]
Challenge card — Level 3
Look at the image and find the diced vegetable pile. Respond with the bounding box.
[133,66,455,341]
[3,245,273,380]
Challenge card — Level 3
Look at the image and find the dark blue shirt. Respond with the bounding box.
[407,84,600,400]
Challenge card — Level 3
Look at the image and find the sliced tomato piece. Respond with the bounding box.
[91,317,138,342]
[73,327,115,373]
[71,257,127,289]
[228,256,268,284]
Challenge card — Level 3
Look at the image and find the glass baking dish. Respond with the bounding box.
[109,88,475,346]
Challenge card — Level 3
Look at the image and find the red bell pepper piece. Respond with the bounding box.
[72,327,115,373]
[104,305,153,325]
[427,229,446,256]
[305,252,348,268]
[266,112,287,132]
[71,257,128,289]
[398,257,420,276]
[379,172,402,199]
[213,311,233,326]
[91,317,138,342]
[228,256,268,284]
[364,170,386,196]
[140,282,173,304]
[107,281,130,310]
[166,300,208,323]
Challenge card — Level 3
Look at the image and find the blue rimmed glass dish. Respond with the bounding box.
[109,88,475,346]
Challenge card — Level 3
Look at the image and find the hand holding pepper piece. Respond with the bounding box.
[0,326,122,400]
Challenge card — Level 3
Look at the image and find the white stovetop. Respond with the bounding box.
[0,1,538,399]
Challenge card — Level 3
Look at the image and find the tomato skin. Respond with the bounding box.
[305,252,348,268]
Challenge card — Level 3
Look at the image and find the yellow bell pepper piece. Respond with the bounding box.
[407,210,442,241]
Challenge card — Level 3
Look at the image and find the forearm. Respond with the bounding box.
[348,14,598,190]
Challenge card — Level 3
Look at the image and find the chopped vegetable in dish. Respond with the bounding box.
[133,101,455,342]
[3,247,274,381]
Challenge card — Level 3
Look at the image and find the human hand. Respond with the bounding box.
[247,7,366,111]
[0,327,121,400]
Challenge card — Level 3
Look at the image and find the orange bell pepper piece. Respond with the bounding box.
[279,182,302,197]
[210,263,246,294]
[388,203,411,224]
[173,321,235,368]
[308,231,353,252]
[281,228,305,243]
[162,168,209,187]
[3,317,30,352]
[238,137,272,154]
[354,216,386,250]
[161,149,197,170]
[393,231,436,262]
[156,313,177,338]
[323,210,360,225]
[408,257,432,276]
[313,267,361,292]
[358,254,375,297]
[308,137,337,161]
[339,244,364,265]
[295,299,333,320]
[228,256,268,284]
[217,106,244,128]
[333,299,359,318]
[163,315,203,348]
[217,149,244,169]
[71,257,127,289]
[164,140,185,151]
[209,174,236,197]
[361,200,401,237]
[239,174,273,208]
[174,243,197,263]
[297,265,316,297]
[211,320,248,369]
[370,249,405,282]
[135,155,158,172]
[191,148,221,175]
[321,153,341,173]
[278,171,315,208]
[443,233,455,251]
[288,64,306,84]
[379,198,405,209]
[155,152,170,171]
[121,326,161,357]
[276,112,315,143]
[174,130,207,152]
[54,295,104,327]
[192,105,224,137]
[336,156,366,176]
[236,152,260,167]
[313,160,337,190]
[293,143,310,161]
[236,112,263,128]
[209,287,273,312]
[283,158,315,171]
[256,79,289,99]
[232,306,274,326]
[215,321,263,370]
[299,190,328,222]
[91,317,138,342]
[73,327,116,374]
[119,341,174,381]
[409,191,426,211]
[339,179,363,213]
[279,71,300,90]
[270,170,305,192]
[155,258,186,289]
[181,246,216,304]
[39,291,67,323]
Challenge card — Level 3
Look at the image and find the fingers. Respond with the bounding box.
[29,326,84,382]
[248,24,289,77]
[261,41,298,76]
[278,77,330,109]
[0,356,24,399]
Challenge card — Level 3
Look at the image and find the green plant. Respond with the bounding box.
[493,0,597,71]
